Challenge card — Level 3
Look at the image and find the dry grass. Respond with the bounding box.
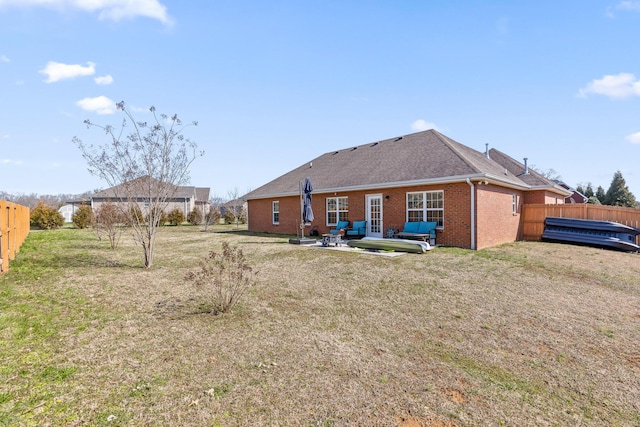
[2,226,640,426]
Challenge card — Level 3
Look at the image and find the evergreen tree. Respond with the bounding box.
[587,196,601,205]
[604,171,637,207]
[596,186,606,204]
[584,183,594,199]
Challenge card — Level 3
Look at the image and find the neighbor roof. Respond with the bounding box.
[93,176,209,201]
[244,130,568,200]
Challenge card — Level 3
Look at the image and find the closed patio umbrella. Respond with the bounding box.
[302,177,314,224]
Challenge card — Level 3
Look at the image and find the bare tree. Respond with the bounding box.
[93,202,125,249]
[202,195,224,232]
[226,188,246,229]
[73,101,202,268]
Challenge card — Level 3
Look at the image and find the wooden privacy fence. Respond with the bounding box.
[0,201,30,273]
[520,203,640,242]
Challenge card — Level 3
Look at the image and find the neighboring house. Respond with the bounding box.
[59,199,91,222]
[58,204,75,223]
[243,130,571,250]
[91,176,210,218]
[220,199,248,219]
[554,180,588,204]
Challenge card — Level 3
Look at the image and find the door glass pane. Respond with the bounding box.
[370,197,381,233]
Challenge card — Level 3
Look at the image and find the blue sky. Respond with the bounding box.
[1,1,639,199]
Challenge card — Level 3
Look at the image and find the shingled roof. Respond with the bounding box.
[244,130,565,199]
[93,175,209,201]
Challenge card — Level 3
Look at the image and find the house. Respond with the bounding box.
[554,180,589,204]
[91,176,210,218]
[220,198,248,222]
[242,130,571,250]
[58,204,76,223]
[59,198,91,222]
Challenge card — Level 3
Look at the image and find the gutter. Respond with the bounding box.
[466,178,476,250]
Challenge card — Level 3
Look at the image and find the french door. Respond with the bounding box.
[366,194,383,238]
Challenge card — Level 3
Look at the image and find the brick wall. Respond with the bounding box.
[247,184,563,249]
[248,183,474,247]
[523,191,564,205]
[476,184,523,249]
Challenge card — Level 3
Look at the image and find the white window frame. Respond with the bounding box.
[406,190,444,228]
[326,196,348,226]
[512,194,518,215]
[272,201,280,224]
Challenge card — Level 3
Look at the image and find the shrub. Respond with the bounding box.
[185,242,256,314]
[146,206,168,226]
[206,207,221,224]
[126,205,145,226]
[167,208,184,226]
[187,207,202,225]
[30,201,64,230]
[72,204,93,229]
[93,202,125,249]
[224,208,246,225]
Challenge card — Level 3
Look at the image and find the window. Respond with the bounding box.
[272,201,279,224]
[406,191,444,227]
[326,196,348,225]
[512,195,518,215]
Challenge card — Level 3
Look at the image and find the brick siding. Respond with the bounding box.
[247,183,561,249]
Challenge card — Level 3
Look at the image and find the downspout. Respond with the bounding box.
[466,178,476,250]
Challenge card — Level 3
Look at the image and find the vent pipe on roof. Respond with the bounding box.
[523,158,529,175]
[485,143,490,159]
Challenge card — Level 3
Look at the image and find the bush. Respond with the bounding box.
[30,201,64,230]
[72,204,93,229]
[146,207,168,226]
[187,207,202,225]
[167,208,184,226]
[93,202,125,249]
[224,208,246,225]
[126,205,145,226]
[185,242,256,314]
[206,207,221,224]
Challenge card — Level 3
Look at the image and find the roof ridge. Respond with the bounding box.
[431,130,483,174]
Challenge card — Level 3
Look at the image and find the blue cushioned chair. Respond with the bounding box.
[330,220,350,235]
[346,220,367,238]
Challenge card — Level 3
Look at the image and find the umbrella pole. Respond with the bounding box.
[299,180,304,238]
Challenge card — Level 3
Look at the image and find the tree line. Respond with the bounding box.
[576,171,637,208]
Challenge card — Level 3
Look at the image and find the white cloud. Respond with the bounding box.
[578,73,640,98]
[0,0,172,25]
[94,74,113,85]
[617,1,640,12]
[40,61,95,83]
[76,96,117,114]
[625,131,640,144]
[411,119,439,132]
[1,158,24,166]
[0,54,9,63]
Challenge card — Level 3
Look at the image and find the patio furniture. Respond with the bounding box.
[346,220,367,238]
[322,230,344,246]
[397,221,437,245]
[329,220,350,235]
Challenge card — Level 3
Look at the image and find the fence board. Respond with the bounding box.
[0,201,30,273]
[521,204,640,243]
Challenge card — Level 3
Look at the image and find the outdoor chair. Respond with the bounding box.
[329,220,350,235]
[346,220,367,238]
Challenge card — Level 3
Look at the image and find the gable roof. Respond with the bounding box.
[487,148,558,188]
[244,130,569,200]
[93,175,210,201]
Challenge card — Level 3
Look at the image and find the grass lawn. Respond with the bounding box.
[1,225,639,426]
